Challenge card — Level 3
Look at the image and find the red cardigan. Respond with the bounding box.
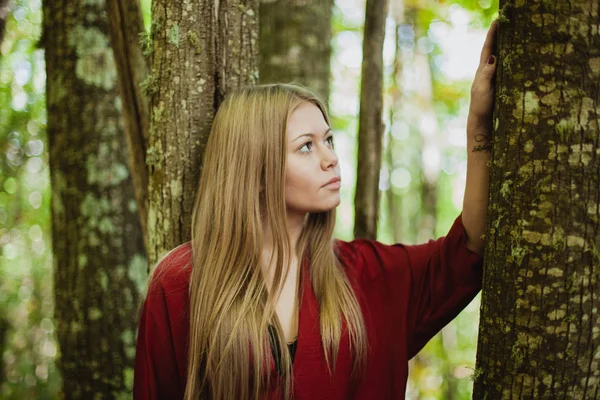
[134,214,482,399]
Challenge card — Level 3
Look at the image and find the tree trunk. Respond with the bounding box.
[386,4,404,244]
[146,0,259,265]
[354,0,390,240]
[43,1,147,397]
[473,1,600,398]
[105,0,150,252]
[0,314,7,386]
[414,49,438,243]
[259,0,333,104]
[0,0,9,51]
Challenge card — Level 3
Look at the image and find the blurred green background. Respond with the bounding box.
[0,0,496,398]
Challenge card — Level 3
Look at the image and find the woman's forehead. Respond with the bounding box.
[287,103,329,136]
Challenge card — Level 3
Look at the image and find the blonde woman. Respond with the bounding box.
[134,21,498,400]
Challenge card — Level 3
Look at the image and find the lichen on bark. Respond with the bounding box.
[44,0,147,397]
[147,0,259,266]
[473,0,600,398]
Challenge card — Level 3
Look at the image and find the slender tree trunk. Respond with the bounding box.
[43,1,146,397]
[354,0,390,240]
[386,133,403,242]
[0,314,7,386]
[414,40,460,399]
[414,50,438,243]
[387,4,404,244]
[147,0,259,265]
[259,0,333,104]
[106,0,150,252]
[0,0,9,51]
[473,1,600,398]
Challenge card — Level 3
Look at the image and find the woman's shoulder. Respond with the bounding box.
[148,242,193,295]
[334,238,408,283]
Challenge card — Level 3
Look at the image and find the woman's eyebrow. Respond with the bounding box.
[292,128,332,142]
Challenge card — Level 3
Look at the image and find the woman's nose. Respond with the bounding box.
[321,148,338,170]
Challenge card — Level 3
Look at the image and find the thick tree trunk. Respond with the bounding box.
[354,0,389,240]
[473,1,600,398]
[43,1,147,397]
[259,0,333,104]
[147,0,259,265]
[106,0,150,252]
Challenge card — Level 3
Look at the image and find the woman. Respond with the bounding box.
[134,21,498,400]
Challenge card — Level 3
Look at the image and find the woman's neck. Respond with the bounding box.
[260,210,306,292]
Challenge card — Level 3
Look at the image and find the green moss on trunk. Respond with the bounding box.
[44,0,147,397]
[473,0,600,398]
[146,0,259,266]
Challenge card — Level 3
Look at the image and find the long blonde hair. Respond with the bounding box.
[185,84,367,399]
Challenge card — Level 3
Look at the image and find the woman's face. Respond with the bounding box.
[285,101,341,215]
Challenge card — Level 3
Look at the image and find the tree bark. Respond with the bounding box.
[354,0,389,239]
[43,1,146,397]
[147,0,259,265]
[386,8,404,244]
[473,1,600,398]
[0,0,9,52]
[259,0,333,104]
[105,0,150,252]
[414,49,438,243]
[0,314,7,386]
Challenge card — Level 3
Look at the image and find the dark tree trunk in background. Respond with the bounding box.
[147,0,259,265]
[473,0,600,397]
[106,0,150,252]
[386,5,404,244]
[413,49,438,243]
[43,1,146,397]
[259,0,333,104]
[0,0,9,51]
[354,0,389,240]
[0,315,7,386]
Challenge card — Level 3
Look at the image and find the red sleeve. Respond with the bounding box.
[134,248,190,400]
[403,214,482,357]
[345,213,482,359]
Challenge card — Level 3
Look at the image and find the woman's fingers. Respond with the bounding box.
[470,49,497,121]
[478,20,499,69]
[479,53,497,83]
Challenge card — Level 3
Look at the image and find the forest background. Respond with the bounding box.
[0,0,497,398]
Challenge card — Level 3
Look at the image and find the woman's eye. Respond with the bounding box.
[300,141,313,153]
[326,136,334,149]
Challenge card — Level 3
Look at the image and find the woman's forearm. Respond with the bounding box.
[462,121,491,255]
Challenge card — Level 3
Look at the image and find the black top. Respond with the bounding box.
[287,338,298,361]
[267,325,297,374]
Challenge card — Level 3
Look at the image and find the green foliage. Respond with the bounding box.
[0,1,60,398]
[138,31,152,57]
[140,73,159,96]
[140,0,151,32]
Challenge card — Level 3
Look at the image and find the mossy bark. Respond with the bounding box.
[43,1,146,397]
[473,0,600,398]
[147,0,259,265]
[354,0,390,239]
[106,0,150,252]
[259,0,333,104]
